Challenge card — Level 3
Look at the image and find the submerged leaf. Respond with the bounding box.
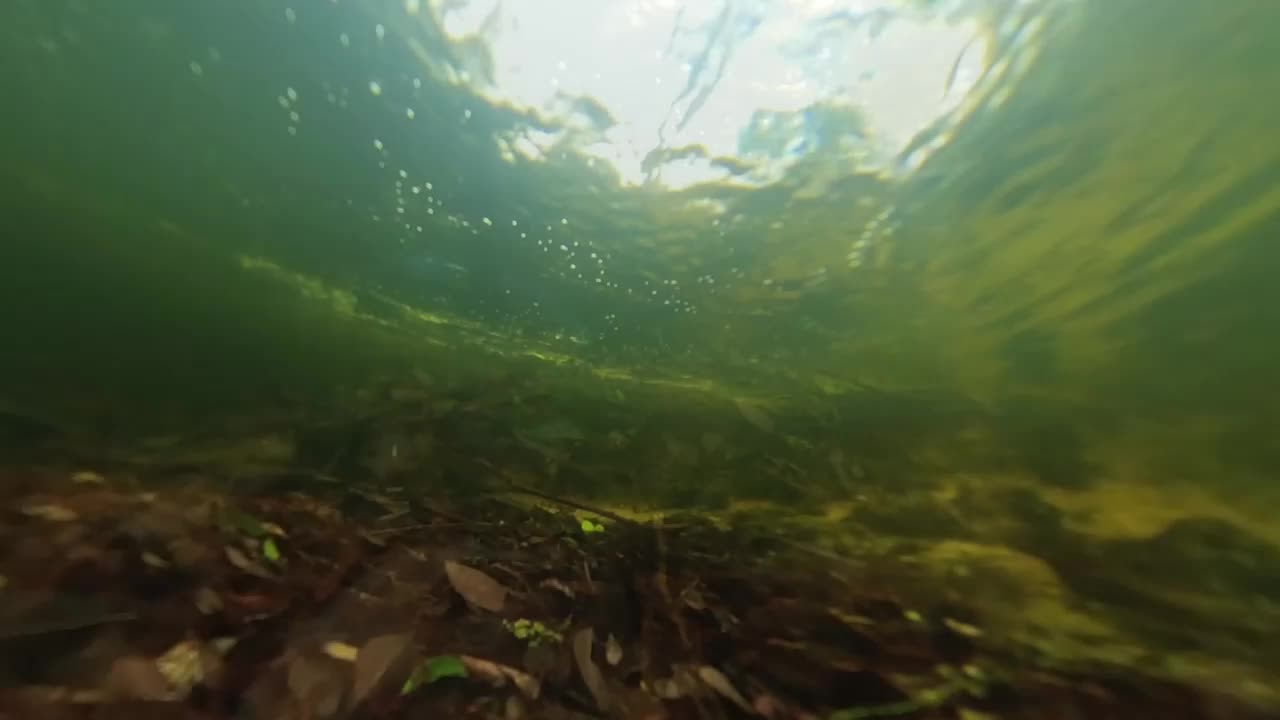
[402,655,468,695]
[224,546,273,578]
[733,398,775,432]
[287,654,344,718]
[461,655,540,699]
[605,634,623,666]
[444,560,509,612]
[697,665,755,714]
[155,640,206,698]
[572,628,611,710]
[71,470,106,485]
[354,633,412,703]
[107,656,176,701]
[649,669,698,700]
[261,538,282,564]
[21,503,77,522]
[323,641,359,662]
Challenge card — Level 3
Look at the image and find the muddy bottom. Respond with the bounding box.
[0,468,1267,720]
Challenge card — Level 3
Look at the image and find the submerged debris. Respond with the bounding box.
[0,466,1273,720]
[444,560,510,612]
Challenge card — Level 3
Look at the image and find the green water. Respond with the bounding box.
[2,0,1279,706]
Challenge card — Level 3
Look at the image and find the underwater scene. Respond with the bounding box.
[2,0,1279,717]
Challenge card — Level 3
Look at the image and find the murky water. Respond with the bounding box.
[2,0,1279,713]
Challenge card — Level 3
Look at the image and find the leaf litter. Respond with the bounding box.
[0,458,1271,720]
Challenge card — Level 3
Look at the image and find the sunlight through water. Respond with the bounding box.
[415,0,1052,190]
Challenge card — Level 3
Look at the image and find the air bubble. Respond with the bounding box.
[369,81,382,96]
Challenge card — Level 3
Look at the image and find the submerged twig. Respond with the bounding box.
[502,482,630,525]
[0,611,137,640]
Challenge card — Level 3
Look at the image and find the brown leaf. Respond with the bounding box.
[224,545,273,578]
[697,665,755,714]
[155,640,207,698]
[287,654,345,718]
[460,655,541,699]
[353,633,412,704]
[605,633,623,666]
[106,656,176,701]
[572,627,611,710]
[444,560,509,612]
[21,503,78,522]
[649,667,699,700]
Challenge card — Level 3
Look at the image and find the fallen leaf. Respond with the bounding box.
[733,398,774,432]
[354,633,412,703]
[106,656,176,701]
[444,560,509,612]
[540,577,575,598]
[287,654,344,718]
[943,617,983,638]
[460,655,540,699]
[605,634,623,666]
[156,640,206,698]
[21,503,77,522]
[224,546,273,578]
[141,552,170,569]
[697,665,755,714]
[612,688,670,720]
[649,667,699,700]
[194,587,223,615]
[261,537,282,564]
[572,628,610,710]
[211,637,238,655]
[323,641,359,662]
[402,655,468,695]
[71,471,106,485]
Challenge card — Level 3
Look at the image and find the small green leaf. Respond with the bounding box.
[579,519,605,534]
[261,538,282,564]
[401,655,468,695]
